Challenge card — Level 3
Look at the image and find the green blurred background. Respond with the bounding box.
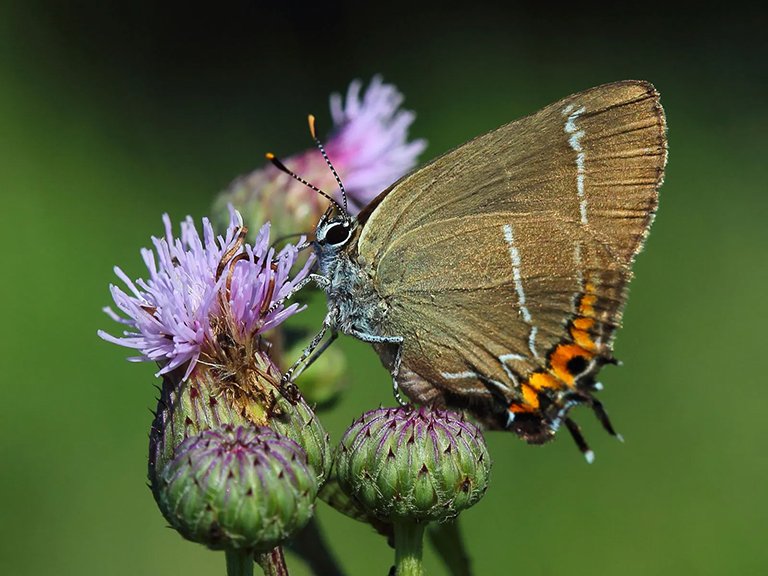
[1,2,766,574]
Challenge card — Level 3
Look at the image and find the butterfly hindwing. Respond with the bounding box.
[358,81,666,439]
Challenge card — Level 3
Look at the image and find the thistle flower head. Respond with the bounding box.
[155,425,318,553]
[325,76,428,209]
[215,76,427,237]
[335,406,491,524]
[98,208,312,381]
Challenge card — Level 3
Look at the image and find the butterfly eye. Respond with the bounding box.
[323,222,352,246]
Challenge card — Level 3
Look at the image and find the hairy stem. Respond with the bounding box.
[393,521,425,576]
[225,548,254,576]
[257,546,289,576]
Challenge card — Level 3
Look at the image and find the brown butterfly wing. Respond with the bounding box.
[358,81,666,439]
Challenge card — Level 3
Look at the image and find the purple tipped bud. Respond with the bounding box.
[335,407,491,523]
[154,425,318,554]
[149,357,331,488]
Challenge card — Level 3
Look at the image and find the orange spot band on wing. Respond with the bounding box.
[509,373,559,413]
[510,281,604,415]
[572,284,599,350]
[521,384,540,409]
[579,294,597,317]
[550,343,595,386]
[528,371,560,391]
[573,316,595,331]
[571,328,597,352]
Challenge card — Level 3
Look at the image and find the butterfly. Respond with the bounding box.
[275,80,667,460]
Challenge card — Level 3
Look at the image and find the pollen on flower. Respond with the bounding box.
[98,208,312,381]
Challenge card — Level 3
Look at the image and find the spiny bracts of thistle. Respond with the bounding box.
[99,209,331,480]
[155,425,318,553]
[335,406,491,524]
[148,363,332,488]
[214,76,427,238]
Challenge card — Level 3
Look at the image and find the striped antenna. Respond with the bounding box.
[308,114,348,214]
[265,152,345,215]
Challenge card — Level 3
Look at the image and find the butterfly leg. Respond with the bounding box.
[348,329,407,406]
[389,340,406,407]
[290,330,339,381]
[282,310,335,384]
[266,274,330,316]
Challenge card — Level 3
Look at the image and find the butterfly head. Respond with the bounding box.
[314,208,359,256]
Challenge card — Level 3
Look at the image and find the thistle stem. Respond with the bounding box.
[393,521,426,576]
[225,548,254,576]
[257,546,290,576]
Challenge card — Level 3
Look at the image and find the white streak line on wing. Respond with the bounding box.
[528,326,539,359]
[485,378,511,393]
[498,353,525,386]
[499,352,526,362]
[441,371,480,380]
[441,371,510,395]
[502,224,532,323]
[502,224,540,359]
[563,105,588,225]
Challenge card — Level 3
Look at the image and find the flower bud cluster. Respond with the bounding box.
[99,78,498,575]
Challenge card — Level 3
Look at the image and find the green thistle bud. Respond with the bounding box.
[269,387,332,484]
[149,352,331,488]
[336,407,491,575]
[155,425,318,554]
[335,406,491,523]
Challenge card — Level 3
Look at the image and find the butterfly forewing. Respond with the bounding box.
[358,81,666,437]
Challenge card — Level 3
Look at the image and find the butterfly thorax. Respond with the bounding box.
[313,216,389,338]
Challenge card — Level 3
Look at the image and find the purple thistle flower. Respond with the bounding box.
[98,208,312,380]
[326,75,428,208]
[215,76,426,236]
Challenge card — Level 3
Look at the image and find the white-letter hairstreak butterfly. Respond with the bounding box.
[273,80,667,460]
